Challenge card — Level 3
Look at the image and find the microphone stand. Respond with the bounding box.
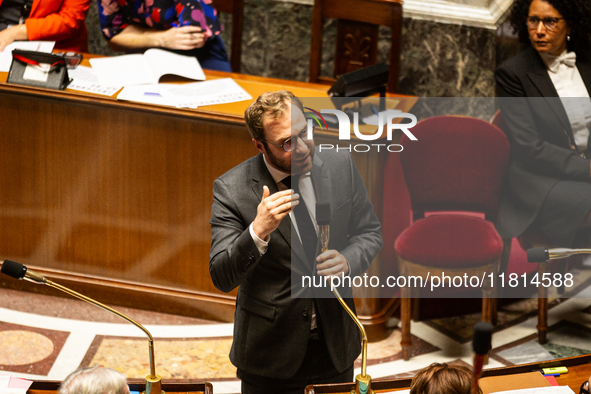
[46,281,163,394]
[1,261,163,394]
[471,322,492,394]
[527,247,591,262]
[319,230,373,394]
[547,248,591,259]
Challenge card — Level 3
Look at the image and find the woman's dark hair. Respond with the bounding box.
[509,0,591,52]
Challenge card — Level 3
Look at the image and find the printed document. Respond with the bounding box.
[68,65,122,96]
[117,78,251,108]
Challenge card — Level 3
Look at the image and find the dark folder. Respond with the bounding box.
[7,49,70,90]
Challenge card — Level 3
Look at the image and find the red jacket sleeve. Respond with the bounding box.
[24,0,90,44]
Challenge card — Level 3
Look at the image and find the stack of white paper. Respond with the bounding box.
[117,78,251,108]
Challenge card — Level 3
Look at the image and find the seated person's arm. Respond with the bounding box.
[0,25,28,51]
[107,24,205,52]
[0,0,90,51]
[98,0,207,53]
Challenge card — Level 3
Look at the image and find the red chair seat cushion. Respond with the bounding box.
[394,215,504,268]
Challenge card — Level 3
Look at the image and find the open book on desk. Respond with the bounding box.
[89,49,205,87]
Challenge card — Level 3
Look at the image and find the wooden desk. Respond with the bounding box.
[0,58,416,336]
[304,354,591,393]
[28,379,212,394]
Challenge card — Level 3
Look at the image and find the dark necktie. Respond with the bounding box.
[283,175,318,265]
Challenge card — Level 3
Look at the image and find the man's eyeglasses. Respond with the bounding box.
[259,128,313,152]
[526,16,564,31]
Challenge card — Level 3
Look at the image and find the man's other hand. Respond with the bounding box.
[316,250,349,276]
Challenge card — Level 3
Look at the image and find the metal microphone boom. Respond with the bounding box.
[0,259,163,394]
[316,202,373,394]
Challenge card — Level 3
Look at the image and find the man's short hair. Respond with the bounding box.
[244,90,304,141]
[59,366,128,394]
[410,363,476,394]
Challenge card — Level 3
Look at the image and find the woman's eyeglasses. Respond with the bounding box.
[526,16,564,31]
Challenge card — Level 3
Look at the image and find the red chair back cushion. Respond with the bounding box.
[400,116,510,216]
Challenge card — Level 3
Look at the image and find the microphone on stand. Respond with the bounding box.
[471,322,492,394]
[1,260,163,394]
[527,247,591,262]
[316,202,373,394]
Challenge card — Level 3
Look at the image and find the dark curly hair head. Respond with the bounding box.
[509,0,591,52]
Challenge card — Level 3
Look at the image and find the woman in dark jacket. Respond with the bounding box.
[495,0,591,247]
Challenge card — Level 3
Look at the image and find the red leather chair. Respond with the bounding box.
[394,115,510,360]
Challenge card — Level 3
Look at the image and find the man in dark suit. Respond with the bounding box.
[209,90,382,393]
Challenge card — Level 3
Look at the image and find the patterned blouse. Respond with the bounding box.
[98,0,221,41]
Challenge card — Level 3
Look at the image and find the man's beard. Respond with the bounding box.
[266,146,314,174]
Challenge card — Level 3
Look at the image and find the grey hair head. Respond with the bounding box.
[59,366,128,394]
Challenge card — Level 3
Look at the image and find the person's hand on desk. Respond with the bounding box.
[0,24,28,52]
[159,26,206,50]
[108,24,206,52]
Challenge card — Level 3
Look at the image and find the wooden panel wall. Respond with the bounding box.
[0,91,257,305]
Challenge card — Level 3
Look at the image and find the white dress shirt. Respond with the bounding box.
[542,50,591,152]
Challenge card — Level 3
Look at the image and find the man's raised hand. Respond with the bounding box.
[252,186,299,240]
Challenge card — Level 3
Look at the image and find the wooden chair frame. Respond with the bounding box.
[212,0,244,73]
[309,0,403,93]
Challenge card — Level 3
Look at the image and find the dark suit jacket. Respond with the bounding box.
[209,149,382,379]
[494,46,591,239]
